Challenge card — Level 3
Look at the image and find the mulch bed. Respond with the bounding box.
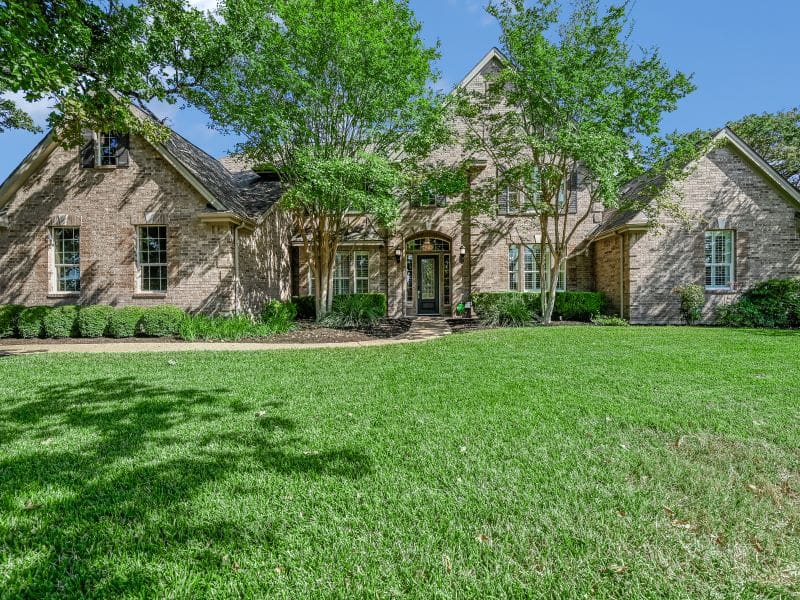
[0,319,414,346]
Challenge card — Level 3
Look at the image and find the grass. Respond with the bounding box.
[0,327,798,598]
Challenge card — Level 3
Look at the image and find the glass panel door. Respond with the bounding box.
[417,255,439,314]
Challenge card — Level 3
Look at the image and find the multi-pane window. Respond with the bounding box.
[508,246,519,290]
[138,226,167,292]
[498,185,520,214]
[509,243,565,292]
[705,230,734,289]
[354,252,369,293]
[523,245,540,292]
[333,252,351,296]
[53,227,80,292]
[98,132,121,166]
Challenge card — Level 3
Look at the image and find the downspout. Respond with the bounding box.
[233,223,243,315]
[618,232,624,319]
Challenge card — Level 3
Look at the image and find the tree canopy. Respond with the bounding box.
[187,0,451,315]
[453,0,696,323]
[728,108,800,187]
[0,0,218,144]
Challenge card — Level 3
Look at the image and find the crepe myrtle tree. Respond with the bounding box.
[453,0,697,324]
[187,0,458,317]
[0,0,221,145]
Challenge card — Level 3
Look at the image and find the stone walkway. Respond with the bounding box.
[0,317,452,355]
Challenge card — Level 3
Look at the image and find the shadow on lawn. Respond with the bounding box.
[0,376,371,596]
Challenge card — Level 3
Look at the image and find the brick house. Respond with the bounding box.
[1,49,799,324]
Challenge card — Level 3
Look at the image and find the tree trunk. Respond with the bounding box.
[312,239,337,319]
[540,253,562,325]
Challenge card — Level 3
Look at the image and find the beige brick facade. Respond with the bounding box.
[0,134,288,315]
[2,53,799,323]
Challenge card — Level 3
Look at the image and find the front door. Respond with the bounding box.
[417,255,439,315]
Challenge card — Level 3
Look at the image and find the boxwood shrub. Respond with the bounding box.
[472,291,607,323]
[0,304,24,338]
[107,307,146,338]
[43,305,80,338]
[717,278,800,328]
[138,305,186,337]
[324,293,387,327]
[17,306,52,338]
[77,305,115,338]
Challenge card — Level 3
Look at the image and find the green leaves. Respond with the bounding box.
[0,0,219,145]
[728,109,800,186]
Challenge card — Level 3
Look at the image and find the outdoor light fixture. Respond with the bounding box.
[459,245,466,262]
[395,248,402,263]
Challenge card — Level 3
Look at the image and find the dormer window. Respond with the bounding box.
[80,131,130,168]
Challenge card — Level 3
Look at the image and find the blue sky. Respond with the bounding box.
[2,0,798,180]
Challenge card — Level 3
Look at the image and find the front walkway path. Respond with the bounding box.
[0,317,452,355]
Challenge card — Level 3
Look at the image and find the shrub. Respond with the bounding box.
[291,295,317,320]
[717,279,800,328]
[323,293,387,327]
[553,292,607,321]
[472,292,539,319]
[0,304,24,337]
[479,293,533,327]
[107,307,145,338]
[591,315,629,326]
[17,306,52,338]
[472,291,606,323]
[138,305,186,337]
[179,314,284,341]
[675,284,705,325]
[42,305,80,338]
[261,299,297,330]
[77,305,115,338]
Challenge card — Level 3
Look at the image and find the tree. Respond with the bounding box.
[453,0,696,323]
[0,0,219,145]
[187,0,450,317]
[728,109,800,187]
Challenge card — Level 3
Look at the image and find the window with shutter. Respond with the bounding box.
[92,132,130,168]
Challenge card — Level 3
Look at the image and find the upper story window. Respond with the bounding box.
[498,168,574,215]
[137,226,168,293]
[52,227,80,293]
[705,230,734,290]
[81,131,129,168]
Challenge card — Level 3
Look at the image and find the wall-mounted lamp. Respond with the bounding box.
[395,248,402,263]
[459,245,466,263]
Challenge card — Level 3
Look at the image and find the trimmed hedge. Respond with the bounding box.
[107,307,146,338]
[0,304,24,338]
[77,305,115,338]
[717,278,800,328]
[43,305,80,338]
[138,305,186,337]
[472,291,607,322]
[324,293,387,327]
[180,314,287,341]
[17,306,52,338]
[291,295,317,320]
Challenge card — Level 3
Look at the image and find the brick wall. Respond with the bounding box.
[626,145,800,324]
[0,135,240,313]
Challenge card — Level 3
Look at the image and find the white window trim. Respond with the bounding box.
[312,251,372,296]
[509,243,566,292]
[95,131,120,167]
[135,225,168,295]
[705,229,735,290]
[50,226,81,295]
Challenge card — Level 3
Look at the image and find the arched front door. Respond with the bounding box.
[405,235,451,316]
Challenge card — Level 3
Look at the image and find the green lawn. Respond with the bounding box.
[1,328,798,598]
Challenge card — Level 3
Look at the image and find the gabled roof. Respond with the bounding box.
[591,127,800,240]
[453,47,507,93]
[0,107,282,223]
